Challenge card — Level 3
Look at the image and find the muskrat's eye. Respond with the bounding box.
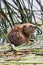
[29,25,32,27]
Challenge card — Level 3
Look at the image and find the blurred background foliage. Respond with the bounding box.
[0,0,43,64]
[0,0,43,45]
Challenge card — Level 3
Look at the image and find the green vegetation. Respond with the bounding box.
[0,0,43,65]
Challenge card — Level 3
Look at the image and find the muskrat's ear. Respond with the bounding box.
[22,25,27,33]
[23,25,26,30]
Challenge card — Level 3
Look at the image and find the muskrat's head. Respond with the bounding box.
[22,24,42,37]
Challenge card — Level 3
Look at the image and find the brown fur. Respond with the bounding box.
[7,23,36,46]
